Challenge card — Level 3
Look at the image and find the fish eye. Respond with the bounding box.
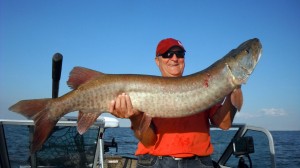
[245,49,250,54]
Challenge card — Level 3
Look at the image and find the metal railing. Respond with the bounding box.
[0,119,106,168]
[0,120,275,168]
[215,124,276,168]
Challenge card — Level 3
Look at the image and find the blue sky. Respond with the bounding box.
[1,0,299,130]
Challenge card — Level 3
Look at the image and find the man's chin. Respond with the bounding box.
[167,72,182,77]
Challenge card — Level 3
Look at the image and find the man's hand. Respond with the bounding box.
[108,93,140,118]
[108,93,156,146]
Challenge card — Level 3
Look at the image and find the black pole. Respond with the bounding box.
[52,53,63,98]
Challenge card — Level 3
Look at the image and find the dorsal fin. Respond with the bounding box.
[67,66,105,89]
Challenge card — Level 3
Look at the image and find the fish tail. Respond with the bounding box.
[9,99,58,153]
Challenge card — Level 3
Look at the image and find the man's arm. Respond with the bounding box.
[211,87,243,130]
[108,93,157,147]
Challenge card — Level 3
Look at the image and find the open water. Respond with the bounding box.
[2,125,300,168]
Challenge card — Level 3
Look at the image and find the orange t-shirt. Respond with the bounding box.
[135,105,220,157]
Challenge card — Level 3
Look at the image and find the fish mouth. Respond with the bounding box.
[257,50,262,63]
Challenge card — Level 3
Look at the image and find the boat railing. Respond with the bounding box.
[0,117,118,168]
[212,123,276,168]
[0,119,275,168]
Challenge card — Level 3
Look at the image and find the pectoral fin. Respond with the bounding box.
[230,87,243,111]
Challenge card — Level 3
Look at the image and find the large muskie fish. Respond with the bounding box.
[9,38,262,152]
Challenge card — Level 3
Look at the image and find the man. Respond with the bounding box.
[108,38,241,167]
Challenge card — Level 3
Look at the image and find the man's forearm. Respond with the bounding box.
[130,113,157,147]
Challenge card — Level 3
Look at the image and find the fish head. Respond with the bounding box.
[227,38,262,85]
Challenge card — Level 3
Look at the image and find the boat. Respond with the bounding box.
[0,118,276,168]
[0,54,276,168]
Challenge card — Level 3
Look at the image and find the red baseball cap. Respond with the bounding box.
[156,38,185,56]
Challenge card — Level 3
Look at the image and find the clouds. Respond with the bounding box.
[260,108,287,117]
[235,107,300,130]
[236,108,288,119]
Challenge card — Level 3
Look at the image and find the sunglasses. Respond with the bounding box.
[159,50,185,58]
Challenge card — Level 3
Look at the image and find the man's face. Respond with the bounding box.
[155,47,185,77]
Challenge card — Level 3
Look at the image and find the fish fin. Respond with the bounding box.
[9,99,58,153]
[231,87,243,111]
[67,66,105,89]
[77,111,101,134]
[9,99,50,117]
[138,113,152,135]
